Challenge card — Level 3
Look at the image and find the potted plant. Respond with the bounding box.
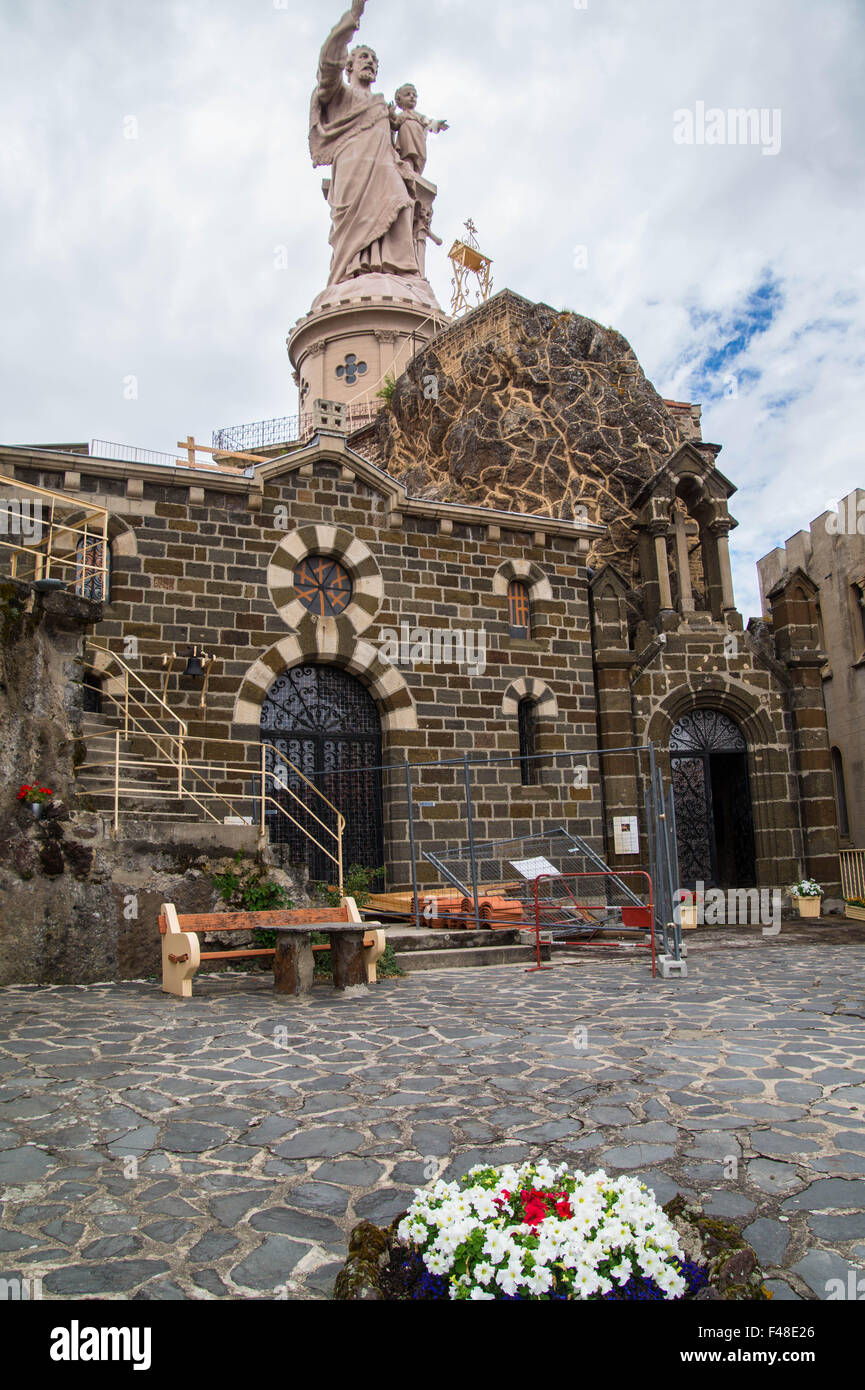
[846,897,865,923]
[16,784,54,818]
[16,784,54,819]
[788,878,823,919]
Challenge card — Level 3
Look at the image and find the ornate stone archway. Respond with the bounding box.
[647,681,791,889]
[232,633,418,742]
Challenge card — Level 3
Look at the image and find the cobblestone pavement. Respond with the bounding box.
[1,934,864,1301]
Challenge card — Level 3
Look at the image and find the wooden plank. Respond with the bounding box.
[171,908,350,933]
[199,949,276,961]
[178,439,267,465]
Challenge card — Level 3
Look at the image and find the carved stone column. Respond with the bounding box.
[673,508,695,615]
[712,522,736,613]
[650,524,674,612]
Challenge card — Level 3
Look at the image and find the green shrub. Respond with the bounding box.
[376,374,396,406]
[211,852,293,948]
[312,863,385,909]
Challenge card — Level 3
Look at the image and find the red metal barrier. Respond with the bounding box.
[527,871,656,977]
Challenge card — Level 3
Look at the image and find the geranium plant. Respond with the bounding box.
[16,784,54,806]
[787,878,823,898]
[396,1161,706,1301]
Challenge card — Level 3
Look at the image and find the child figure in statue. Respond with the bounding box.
[389,84,448,179]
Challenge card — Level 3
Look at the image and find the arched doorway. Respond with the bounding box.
[260,665,384,882]
[670,709,757,888]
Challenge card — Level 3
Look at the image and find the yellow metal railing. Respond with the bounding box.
[87,642,187,782]
[0,474,109,595]
[259,740,345,894]
[840,849,865,902]
[80,647,345,896]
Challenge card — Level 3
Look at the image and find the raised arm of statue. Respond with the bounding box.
[316,1,367,106]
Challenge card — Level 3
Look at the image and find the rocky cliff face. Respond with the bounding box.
[371,292,689,570]
[0,584,300,985]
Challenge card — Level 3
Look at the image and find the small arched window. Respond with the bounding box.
[75,537,111,603]
[508,580,531,638]
[832,747,850,841]
[518,699,539,786]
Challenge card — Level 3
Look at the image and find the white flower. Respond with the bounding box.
[483,1229,510,1264]
[469,1286,496,1300]
[525,1266,554,1295]
[496,1264,523,1297]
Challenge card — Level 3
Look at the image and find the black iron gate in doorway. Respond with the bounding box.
[670,709,757,888]
[260,665,384,882]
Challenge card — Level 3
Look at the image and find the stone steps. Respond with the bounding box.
[383,924,549,972]
[394,942,548,972]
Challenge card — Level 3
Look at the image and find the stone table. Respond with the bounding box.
[272,924,373,996]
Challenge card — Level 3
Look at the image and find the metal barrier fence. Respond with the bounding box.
[262,742,685,975]
[528,871,656,976]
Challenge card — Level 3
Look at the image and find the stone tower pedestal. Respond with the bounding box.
[287,272,449,417]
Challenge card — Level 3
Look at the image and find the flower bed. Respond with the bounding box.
[335,1164,770,1302]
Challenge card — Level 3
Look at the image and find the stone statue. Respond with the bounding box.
[310,0,425,288]
[389,85,448,179]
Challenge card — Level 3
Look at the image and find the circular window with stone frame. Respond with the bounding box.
[268,525,384,637]
[294,555,354,618]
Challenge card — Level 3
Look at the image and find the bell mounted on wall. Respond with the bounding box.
[162,646,214,708]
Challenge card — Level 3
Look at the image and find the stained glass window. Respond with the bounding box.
[75,538,110,603]
[294,555,353,618]
[508,580,531,638]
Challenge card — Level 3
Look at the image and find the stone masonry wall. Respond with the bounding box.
[6,450,605,894]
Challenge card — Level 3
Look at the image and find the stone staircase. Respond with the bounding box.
[75,711,203,823]
[386,925,551,973]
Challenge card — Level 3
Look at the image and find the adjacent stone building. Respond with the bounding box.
[758,491,865,849]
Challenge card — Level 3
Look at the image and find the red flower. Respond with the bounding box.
[519,1188,550,1227]
[17,786,33,801]
[38,788,53,796]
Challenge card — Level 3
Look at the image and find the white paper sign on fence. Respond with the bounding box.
[510,857,561,881]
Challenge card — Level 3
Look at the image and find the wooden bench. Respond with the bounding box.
[159,899,386,999]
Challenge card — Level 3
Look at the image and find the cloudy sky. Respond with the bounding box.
[1,0,863,618]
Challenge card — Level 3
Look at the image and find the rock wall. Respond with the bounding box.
[0,584,301,985]
[372,291,687,570]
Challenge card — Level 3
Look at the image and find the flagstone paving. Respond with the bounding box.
[0,936,864,1300]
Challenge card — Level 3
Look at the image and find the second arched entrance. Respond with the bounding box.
[670,709,757,888]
